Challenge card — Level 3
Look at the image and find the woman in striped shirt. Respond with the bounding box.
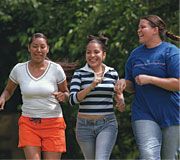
[69,34,125,160]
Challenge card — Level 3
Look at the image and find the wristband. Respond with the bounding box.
[90,84,94,90]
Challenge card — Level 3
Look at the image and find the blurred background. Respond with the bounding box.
[0,0,179,159]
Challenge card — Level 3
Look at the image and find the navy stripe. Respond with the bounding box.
[86,94,112,98]
[70,88,79,92]
[79,108,114,113]
[81,81,92,85]
[72,74,81,79]
[81,74,94,78]
[102,81,115,84]
[95,87,114,92]
[81,81,115,85]
[76,69,86,73]
[69,94,75,105]
[105,74,118,80]
[80,101,113,105]
[71,82,81,86]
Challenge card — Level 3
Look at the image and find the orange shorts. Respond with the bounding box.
[18,116,66,152]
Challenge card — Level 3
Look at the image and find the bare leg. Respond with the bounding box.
[23,146,41,160]
[43,151,62,160]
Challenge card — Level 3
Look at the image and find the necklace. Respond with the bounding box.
[95,71,104,74]
[95,67,105,75]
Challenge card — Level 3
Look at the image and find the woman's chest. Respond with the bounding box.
[131,53,167,78]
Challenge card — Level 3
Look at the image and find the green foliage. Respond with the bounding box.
[0,0,179,159]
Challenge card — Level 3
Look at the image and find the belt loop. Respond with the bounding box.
[85,119,87,125]
[93,119,95,124]
[104,117,107,123]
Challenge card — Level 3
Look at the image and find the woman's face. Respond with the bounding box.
[86,42,106,70]
[137,19,156,45]
[28,37,49,63]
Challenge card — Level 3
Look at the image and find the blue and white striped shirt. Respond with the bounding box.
[69,63,119,115]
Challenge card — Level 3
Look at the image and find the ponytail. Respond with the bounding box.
[87,33,109,52]
[165,30,180,42]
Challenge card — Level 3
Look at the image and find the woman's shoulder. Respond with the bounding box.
[132,44,145,53]
[162,41,179,50]
[49,61,64,71]
[104,64,116,71]
[163,41,179,47]
[162,42,179,56]
[12,61,27,70]
[103,64,118,76]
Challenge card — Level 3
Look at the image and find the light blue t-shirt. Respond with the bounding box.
[125,41,180,128]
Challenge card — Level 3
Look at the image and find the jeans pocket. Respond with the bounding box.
[107,118,118,129]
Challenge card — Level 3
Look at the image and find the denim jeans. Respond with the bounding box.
[132,120,180,160]
[76,114,118,160]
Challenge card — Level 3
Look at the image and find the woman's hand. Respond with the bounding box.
[135,74,151,85]
[52,92,69,102]
[114,92,126,112]
[90,76,103,89]
[0,97,5,111]
[116,98,125,112]
[114,79,126,93]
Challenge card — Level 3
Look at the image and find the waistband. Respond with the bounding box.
[20,115,64,124]
[77,114,116,125]
[29,118,41,124]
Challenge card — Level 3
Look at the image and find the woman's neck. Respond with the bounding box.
[145,38,162,48]
[29,60,48,69]
[93,65,105,76]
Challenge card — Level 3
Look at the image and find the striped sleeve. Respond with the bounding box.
[69,70,81,105]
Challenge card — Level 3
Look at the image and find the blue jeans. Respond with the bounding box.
[132,120,180,160]
[76,114,118,160]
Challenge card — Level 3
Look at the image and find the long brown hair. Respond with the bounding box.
[141,15,180,42]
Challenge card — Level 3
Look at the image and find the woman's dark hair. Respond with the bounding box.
[87,33,109,52]
[141,15,180,42]
[29,33,49,46]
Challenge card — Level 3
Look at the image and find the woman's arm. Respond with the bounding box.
[77,76,102,102]
[135,75,180,91]
[52,80,70,102]
[125,80,135,93]
[114,92,125,112]
[114,79,135,93]
[0,78,18,110]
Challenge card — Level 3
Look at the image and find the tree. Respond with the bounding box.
[0,0,179,159]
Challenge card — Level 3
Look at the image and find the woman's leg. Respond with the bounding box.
[95,115,118,160]
[76,117,96,160]
[161,125,180,160]
[132,120,162,160]
[23,146,41,160]
[43,151,62,160]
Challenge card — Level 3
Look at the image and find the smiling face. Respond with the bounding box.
[137,19,157,46]
[28,37,49,63]
[86,42,106,71]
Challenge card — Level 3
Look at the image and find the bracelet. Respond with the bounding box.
[90,84,94,90]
